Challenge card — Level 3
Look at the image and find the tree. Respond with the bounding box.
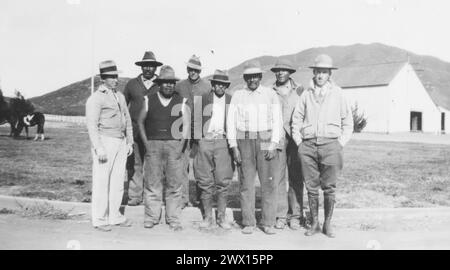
[352,103,367,133]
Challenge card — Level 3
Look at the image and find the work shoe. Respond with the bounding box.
[169,223,183,231]
[305,196,321,236]
[217,219,232,230]
[241,226,256,234]
[275,219,286,230]
[289,218,301,230]
[144,221,156,229]
[115,219,133,227]
[261,226,276,235]
[199,217,214,229]
[322,196,336,238]
[94,225,112,232]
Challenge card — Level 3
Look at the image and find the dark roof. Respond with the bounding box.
[291,62,406,89]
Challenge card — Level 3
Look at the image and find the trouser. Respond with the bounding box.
[126,135,145,203]
[237,136,279,227]
[91,135,127,227]
[144,140,184,225]
[298,139,343,200]
[193,139,234,220]
[276,138,305,221]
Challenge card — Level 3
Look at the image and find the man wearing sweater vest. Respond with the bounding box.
[175,55,210,208]
[137,65,190,231]
[86,60,134,232]
[270,58,306,231]
[291,54,353,238]
[227,60,284,235]
[193,70,234,230]
[122,51,163,206]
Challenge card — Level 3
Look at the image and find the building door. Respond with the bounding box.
[410,111,422,132]
[442,112,446,133]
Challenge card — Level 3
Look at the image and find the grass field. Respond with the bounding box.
[1,124,449,208]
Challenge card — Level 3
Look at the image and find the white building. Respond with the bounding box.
[293,62,446,134]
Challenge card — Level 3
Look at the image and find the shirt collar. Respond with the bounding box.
[141,74,156,83]
[98,84,115,93]
[245,85,263,94]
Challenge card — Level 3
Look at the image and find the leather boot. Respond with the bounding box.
[322,195,336,238]
[216,193,231,229]
[304,195,321,236]
[199,197,214,228]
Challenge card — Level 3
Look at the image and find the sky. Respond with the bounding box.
[1,0,450,98]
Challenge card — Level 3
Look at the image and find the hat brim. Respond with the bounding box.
[243,68,265,75]
[270,67,296,74]
[154,77,180,84]
[209,79,231,84]
[98,70,122,76]
[186,63,202,70]
[308,66,338,70]
[135,60,163,67]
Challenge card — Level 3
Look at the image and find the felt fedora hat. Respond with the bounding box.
[209,69,231,84]
[153,65,180,83]
[270,58,296,74]
[186,55,202,70]
[99,60,121,76]
[308,54,338,70]
[243,60,264,75]
[135,51,163,67]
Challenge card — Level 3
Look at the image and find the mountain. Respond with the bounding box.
[30,76,130,116]
[29,43,450,115]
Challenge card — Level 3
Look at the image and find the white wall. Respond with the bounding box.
[343,86,390,133]
[388,64,441,133]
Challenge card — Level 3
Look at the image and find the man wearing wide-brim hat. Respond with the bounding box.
[175,55,210,209]
[192,69,235,230]
[291,54,353,238]
[122,51,163,207]
[86,60,134,231]
[137,65,190,231]
[270,58,306,231]
[227,60,284,235]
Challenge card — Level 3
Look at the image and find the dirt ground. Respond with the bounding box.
[1,196,450,250]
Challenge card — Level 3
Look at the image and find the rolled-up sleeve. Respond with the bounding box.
[85,95,103,151]
[339,94,353,147]
[291,93,306,146]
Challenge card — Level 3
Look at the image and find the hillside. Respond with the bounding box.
[29,43,450,115]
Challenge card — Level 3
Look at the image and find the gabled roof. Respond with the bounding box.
[291,62,406,89]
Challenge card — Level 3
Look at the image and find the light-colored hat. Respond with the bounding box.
[135,51,163,67]
[153,65,180,83]
[243,60,264,75]
[270,58,296,74]
[99,60,121,76]
[308,54,338,70]
[209,69,231,84]
[186,55,202,70]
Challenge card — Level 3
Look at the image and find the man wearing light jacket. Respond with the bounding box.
[291,54,353,238]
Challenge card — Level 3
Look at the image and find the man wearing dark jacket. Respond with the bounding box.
[122,51,163,206]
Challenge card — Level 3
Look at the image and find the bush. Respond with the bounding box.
[352,103,367,133]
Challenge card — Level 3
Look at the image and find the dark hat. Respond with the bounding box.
[153,65,180,84]
[135,51,163,67]
[270,58,296,74]
[99,60,121,76]
[209,69,231,84]
[308,54,338,70]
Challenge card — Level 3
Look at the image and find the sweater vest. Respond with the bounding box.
[145,93,184,140]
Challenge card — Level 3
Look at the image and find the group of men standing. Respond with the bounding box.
[85,51,353,238]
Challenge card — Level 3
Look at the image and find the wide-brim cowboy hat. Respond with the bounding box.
[135,51,163,67]
[153,65,180,83]
[308,54,338,70]
[270,58,297,74]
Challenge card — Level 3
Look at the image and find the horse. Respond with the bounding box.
[15,112,46,141]
[0,90,17,136]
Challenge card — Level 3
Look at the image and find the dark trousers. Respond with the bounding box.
[143,140,183,224]
[298,139,343,200]
[126,133,145,204]
[276,138,305,220]
[193,139,234,219]
[237,138,279,227]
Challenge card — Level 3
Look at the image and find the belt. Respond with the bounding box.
[236,130,272,140]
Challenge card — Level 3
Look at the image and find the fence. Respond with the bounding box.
[44,114,86,125]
